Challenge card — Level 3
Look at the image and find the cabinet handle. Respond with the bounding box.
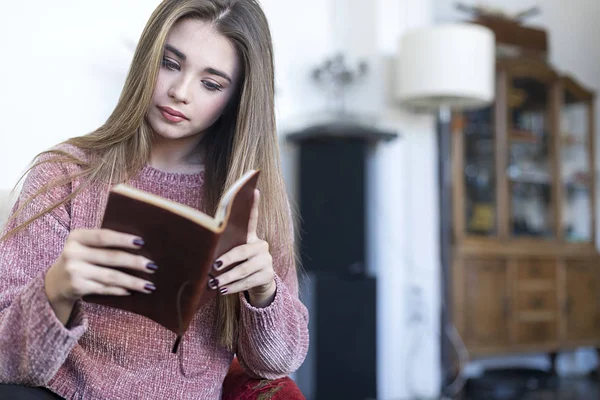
[564,297,572,315]
[530,297,544,309]
[503,297,510,317]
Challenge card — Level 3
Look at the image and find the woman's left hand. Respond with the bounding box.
[210,189,276,308]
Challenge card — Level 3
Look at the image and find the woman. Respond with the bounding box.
[0,0,309,399]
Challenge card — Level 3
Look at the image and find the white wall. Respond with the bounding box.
[0,1,442,399]
[0,0,162,189]
[370,1,441,398]
[435,0,600,377]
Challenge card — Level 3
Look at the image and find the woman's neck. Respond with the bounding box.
[149,134,205,174]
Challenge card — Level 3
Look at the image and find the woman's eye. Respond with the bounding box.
[161,57,180,71]
[202,80,223,92]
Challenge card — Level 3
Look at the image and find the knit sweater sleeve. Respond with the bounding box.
[0,157,88,385]
[236,218,309,379]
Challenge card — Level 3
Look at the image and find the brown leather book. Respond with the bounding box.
[83,170,260,352]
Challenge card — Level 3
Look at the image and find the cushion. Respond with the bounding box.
[222,359,305,400]
[0,190,13,231]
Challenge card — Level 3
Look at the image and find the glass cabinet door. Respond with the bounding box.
[560,83,592,243]
[462,106,497,236]
[507,76,555,238]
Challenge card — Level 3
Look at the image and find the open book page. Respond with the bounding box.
[214,170,259,226]
[110,184,220,231]
[109,169,258,233]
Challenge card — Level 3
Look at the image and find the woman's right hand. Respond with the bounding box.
[44,229,158,325]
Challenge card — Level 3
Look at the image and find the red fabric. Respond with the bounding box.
[222,358,305,400]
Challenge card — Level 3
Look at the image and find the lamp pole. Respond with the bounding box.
[437,106,454,394]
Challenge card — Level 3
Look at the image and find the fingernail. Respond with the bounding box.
[146,263,159,271]
[219,287,228,295]
[208,278,219,289]
[144,283,156,292]
[133,238,145,247]
[213,260,223,270]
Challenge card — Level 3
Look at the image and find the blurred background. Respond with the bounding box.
[2,1,600,399]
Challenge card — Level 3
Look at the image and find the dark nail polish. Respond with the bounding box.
[208,278,219,289]
[144,283,156,292]
[133,238,145,247]
[146,263,159,271]
[213,260,223,270]
[219,287,228,295]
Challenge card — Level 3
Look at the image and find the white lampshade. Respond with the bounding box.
[395,23,496,111]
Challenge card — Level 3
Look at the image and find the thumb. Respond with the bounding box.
[247,189,260,241]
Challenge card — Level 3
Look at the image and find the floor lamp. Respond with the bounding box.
[394,23,496,396]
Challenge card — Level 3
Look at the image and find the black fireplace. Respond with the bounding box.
[287,121,397,400]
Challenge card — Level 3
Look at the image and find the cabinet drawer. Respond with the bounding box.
[516,290,557,312]
[516,321,557,344]
[517,260,556,281]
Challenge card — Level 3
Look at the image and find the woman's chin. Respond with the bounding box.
[153,131,208,148]
[154,131,188,141]
[151,124,196,141]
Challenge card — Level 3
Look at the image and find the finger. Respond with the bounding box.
[218,269,274,296]
[213,240,267,271]
[73,246,157,273]
[247,189,260,241]
[82,263,156,294]
[70,229,145,249]
[212,257,263,288]
[83,281,132,297]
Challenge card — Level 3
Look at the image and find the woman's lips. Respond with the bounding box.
[158,106,188,123]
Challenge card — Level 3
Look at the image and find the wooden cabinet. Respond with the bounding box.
[463,259,510,349]
[450,35,600,363]
[454,254,600,358]
[514,258,558,346]
[564,261,600,342]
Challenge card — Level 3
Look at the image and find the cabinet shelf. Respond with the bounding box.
[509,177,552,185]
[510,129,541,143]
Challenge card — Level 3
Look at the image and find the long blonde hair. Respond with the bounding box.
[3,0,294,351]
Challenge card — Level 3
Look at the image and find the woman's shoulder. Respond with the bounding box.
[30,142,96,178]
[21,142,92,199]
[42,142,94,164]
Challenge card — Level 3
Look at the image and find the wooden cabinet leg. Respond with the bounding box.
[593,348,600,380]
[549,352,558,376]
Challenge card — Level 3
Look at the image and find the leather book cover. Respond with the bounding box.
[83,170,260,341]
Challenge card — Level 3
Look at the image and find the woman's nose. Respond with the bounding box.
[167,77,191,104]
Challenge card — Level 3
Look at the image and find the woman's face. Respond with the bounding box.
[146,18,241,143]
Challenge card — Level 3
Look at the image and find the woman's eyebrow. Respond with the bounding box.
[165,44,186,60]
[205,67,232,83]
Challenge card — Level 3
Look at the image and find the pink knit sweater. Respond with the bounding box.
[0,144,309,399]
